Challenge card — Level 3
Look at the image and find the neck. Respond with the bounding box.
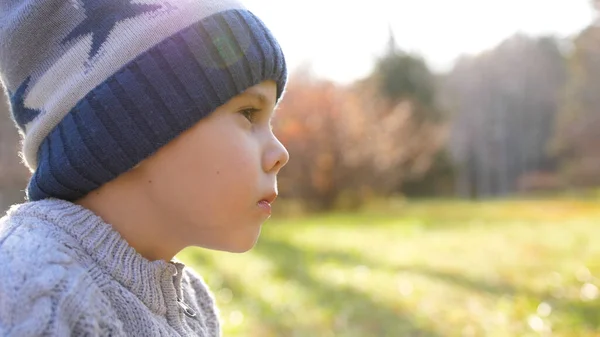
[75,171,183,262]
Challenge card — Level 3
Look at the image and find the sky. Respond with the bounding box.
[244,0,596,84]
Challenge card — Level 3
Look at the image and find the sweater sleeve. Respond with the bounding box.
[0,219,125,336]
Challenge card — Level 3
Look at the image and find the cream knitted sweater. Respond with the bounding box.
[0,199,220,336]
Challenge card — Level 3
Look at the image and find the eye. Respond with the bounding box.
[239,107,260,123]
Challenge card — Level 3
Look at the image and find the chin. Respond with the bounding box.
[195,240,257,253]
[216,238,259,253]
[211,227,262,253]
[226,245,255,254]
[230,232,262,253]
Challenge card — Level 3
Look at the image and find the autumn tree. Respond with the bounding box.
[368,32,449,195]
[274,40,447,210]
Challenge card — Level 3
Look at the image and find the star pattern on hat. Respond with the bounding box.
[62,0,162,59]
[9,76,41,131]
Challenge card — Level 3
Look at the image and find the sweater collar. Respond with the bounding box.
[9,198,186,315]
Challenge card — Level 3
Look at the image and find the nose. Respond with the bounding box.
[263,132,289,174]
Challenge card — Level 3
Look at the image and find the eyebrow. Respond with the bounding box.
[243,91,268,105]
[242,91,278,117]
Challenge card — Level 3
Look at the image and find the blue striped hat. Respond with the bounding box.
[0,0,287,202]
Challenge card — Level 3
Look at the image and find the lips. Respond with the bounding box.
[260,193,278,205]
[258,192,277,215]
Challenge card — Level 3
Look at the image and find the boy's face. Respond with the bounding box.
[134,80,289,253]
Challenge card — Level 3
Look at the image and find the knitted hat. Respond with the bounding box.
[0,0,287,202]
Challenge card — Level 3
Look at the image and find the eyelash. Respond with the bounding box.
[240,107,260,123]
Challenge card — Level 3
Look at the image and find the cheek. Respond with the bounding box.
[157,131,261,221]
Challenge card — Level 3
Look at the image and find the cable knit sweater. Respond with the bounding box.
[0,199,221,336]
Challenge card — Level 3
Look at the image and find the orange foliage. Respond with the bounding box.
[273,74,446,210]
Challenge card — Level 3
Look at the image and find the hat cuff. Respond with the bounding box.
[27,9,287,201]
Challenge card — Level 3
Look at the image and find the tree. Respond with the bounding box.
[553,26,600,186]
[274,66,446,211]
[366,32,449,196]
[443,34,567,197]
[373,33,441,123]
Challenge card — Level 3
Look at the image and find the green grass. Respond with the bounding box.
[177,198,600,336]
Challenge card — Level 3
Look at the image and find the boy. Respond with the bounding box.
[0,0,289,336]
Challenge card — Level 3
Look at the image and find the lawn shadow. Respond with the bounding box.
[253,236,442,337]
[396,264,600,331]
[396,265,527,297]
[180,248,295,335]
[181,240,600,335]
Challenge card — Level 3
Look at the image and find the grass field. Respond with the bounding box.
[177,198,600,337]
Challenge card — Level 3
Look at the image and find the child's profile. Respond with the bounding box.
[0,0,288,335]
